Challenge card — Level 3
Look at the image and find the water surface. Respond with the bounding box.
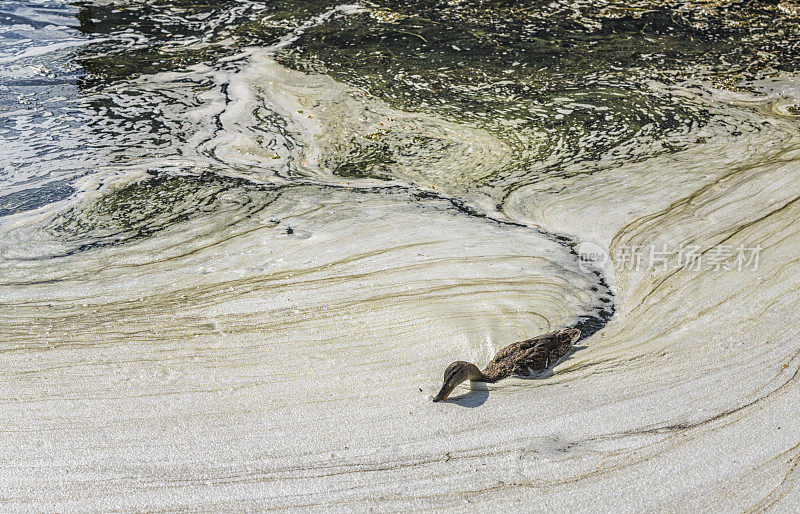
[2,0,800,510]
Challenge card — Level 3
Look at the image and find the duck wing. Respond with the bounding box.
[489,329,572,361]
[485,329,580,377]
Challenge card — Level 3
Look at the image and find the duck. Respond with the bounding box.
[432,327,581,402]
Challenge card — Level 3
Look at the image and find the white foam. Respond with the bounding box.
[2,46,800,512]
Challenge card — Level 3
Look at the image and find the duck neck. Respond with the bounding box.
[467,363,500,383]
[480,368,503,383]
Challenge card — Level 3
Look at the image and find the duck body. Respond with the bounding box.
[433,327,581,402]
[483,327,581,379]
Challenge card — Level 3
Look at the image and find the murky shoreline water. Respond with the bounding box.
[2,0,800,510]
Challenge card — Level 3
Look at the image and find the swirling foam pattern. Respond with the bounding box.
[1,1,800,511]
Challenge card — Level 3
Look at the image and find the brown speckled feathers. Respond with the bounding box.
[481,328,581,381]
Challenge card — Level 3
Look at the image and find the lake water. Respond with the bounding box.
[2,1,800,510]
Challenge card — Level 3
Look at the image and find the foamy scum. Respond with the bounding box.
[2,32,800,511]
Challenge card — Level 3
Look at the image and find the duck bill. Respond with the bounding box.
[433,383,456,402]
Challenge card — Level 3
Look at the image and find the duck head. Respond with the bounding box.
[433,361,485,402]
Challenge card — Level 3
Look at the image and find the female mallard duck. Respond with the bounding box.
[433,327,581,402]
